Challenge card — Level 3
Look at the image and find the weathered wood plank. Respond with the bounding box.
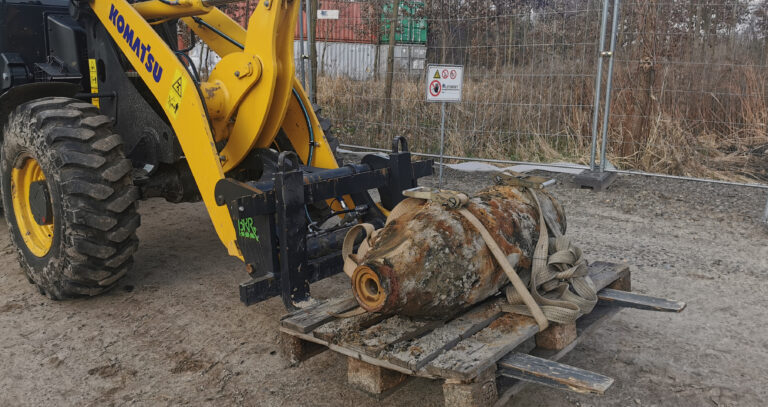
[312,311,389,343]
[426,313,539,380]
[341,316,444,357]
[383,298,505,371]
[498,353,614,394]
[598,288,686,313]
[427,262,626,381]
[279,326,433,377]
[280,296,359,333]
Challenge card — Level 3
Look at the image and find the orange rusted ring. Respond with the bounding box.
[352,265,386,312]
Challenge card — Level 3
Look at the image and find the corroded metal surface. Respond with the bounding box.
[351,185,566,318]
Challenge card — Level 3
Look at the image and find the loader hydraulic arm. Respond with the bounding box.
[90,0,241,256]
[88,0,335,259]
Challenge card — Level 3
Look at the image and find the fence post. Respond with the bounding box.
[575,0,619,191]
[763,195,768,224]
[438,102,446,188]
[589,0,611,171]
[598,0,621,172]
[298,0,306,90]
[383,0,400,123]
[307,0,317,103]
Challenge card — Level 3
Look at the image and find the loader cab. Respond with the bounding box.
[0,0,88,93]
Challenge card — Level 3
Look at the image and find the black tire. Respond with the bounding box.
[274,111,342,166]
[316,114,342,166]
[1,97,139,299]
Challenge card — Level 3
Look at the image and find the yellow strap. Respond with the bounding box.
[342,197,428,278]
[456,207,550,331]
[342,223,376,277]
[502,190,596,325]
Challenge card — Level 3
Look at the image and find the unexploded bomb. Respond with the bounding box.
[350,184,566,318]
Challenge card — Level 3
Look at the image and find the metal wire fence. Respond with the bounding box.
[295,0,605,165]
[606,0,768,184]
[291,0,768,184]
[196,0,768,220]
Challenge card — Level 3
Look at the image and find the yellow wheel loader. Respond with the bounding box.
[0,0,432,307]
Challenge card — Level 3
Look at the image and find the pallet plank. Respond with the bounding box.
[427,262,627,381]
[383,298,505,371]
[279,326,429,377]
[498,353,614,394]
[281,296,359,333]
[426,313,539,380]
[342,316,444,356]
[598,288,686,313]
[312,311,389,343]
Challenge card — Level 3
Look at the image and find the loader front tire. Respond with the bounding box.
[1,97,139,299]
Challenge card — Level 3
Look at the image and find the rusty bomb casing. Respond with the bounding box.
[350,185,566,318]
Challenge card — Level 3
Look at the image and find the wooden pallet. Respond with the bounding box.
[279,261,681,406]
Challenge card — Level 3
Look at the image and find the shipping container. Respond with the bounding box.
[294,1,379,44]
[219,0,425,45]
[380,1,427,44]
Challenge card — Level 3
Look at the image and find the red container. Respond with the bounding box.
[203,1,379,44]
[295,1,378,44]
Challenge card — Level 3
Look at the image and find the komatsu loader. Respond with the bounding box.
[0,0,432,308]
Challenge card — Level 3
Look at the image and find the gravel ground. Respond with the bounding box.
[1,164,767,406]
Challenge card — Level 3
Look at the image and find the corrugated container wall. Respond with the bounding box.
[294,1,378,44]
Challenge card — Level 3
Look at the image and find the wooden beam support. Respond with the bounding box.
[280,332,326,366]
[607,268,631,291]
[442,366,498,407]
[534,322,577,350]
[347,357,408,395]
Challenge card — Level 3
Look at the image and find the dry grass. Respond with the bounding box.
[318,72,595,165]
[317,61,768,182]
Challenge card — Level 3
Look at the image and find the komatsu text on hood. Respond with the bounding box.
[108,4,163,83]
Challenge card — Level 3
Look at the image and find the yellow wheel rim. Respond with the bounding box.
[11,156,54,257]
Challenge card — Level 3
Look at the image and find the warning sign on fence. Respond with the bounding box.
[426,64,463,103]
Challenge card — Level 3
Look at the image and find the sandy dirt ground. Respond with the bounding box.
[1,164,767,407]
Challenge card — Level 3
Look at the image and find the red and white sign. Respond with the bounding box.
[429,80,442,97]
[426,64,464,103]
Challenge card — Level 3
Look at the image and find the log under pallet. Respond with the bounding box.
[279,261,684,406]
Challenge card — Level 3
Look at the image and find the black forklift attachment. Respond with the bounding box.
[214,137,433,309]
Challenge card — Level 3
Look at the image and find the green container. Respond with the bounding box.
[381,1,427,44]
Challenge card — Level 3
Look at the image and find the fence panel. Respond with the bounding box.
[306,0,604,165]
[606,0,768,183]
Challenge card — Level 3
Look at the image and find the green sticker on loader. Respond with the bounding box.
[238,217,259,241]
